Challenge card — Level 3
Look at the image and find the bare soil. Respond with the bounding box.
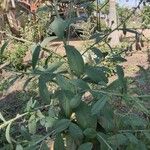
[0,29,150,104]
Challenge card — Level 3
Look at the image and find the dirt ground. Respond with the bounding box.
[0,29,150,101]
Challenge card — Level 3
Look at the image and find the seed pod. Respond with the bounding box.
[123,23,127,35]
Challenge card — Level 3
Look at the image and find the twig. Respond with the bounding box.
[0,112,28,130]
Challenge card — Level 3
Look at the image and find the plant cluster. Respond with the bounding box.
[0,0,150,150]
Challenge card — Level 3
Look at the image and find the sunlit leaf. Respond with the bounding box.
[16,144,23,150]
[5,122,12,143]
[0,112,6,122]
[41,36,57,47]
[28,114,37,134]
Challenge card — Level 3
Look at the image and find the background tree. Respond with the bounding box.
[108,0,120,46]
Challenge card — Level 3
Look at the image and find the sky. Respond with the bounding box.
[117,0,140,7]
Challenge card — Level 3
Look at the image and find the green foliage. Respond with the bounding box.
[141,5,150,28]
[0,0,150,150]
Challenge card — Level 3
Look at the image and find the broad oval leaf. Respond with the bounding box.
[83,128,97,139]
[85,65,108,84]
[32,44,41,70]
[54,134,65,150]
[54,119,70,134]
[65,45,84,76]
[75,102,97,129]
[108,134,128,147]
[69,122,83,141]
[71,79,90,92]
[116,65,124,79]
[91,96,108,115]
[57,90,73,117]
[70,94,82,109]
[40,142,49,150]
[56,75,75,93]
[50,17,70,39]
[16,144,23,150]
[78,142,93,150]
[39,76,50,103]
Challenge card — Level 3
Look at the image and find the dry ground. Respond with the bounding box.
[0,29,150,100]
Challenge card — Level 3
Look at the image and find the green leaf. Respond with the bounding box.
[54,134,65,150]
[71,79,90,91]
[108,134,128,147]
[40,36,57,47]
[20,126,31,141]
[0,40,9,55]
[5,122,12,143]
[57,90,72,117]
[97,132,113,150]
[85,65,108,84]
[45,62,63,73]
[124,133,138,144]
[44,116,56,128]
[66,135,77,150]
[50,17,70,39]
[75,102,97,129]
[32,44,41,70]
[40,142,49,150]
[83,128,97,139]
[110,55,127,62]
[143,132,150,141]
[116,65,124,79]
[0,112,6,122]
[135,141,147,150]
[65,45,84,76]
[23,77,33,90]
[56,75,75,93]
[54,119,70,134]
[25,99,37,111]
[16,144,23,150]
[28,114,37,134]
[78,142,93,150]
[116,65,127,94]
[70,94,82,109]
[123,114,148,127]
[91,96,108,115]
[91,47,104,62]
[39,76,50,103]
[69,123,83,141]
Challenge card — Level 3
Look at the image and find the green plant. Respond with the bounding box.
[0,0,150,149]
[5,42,28,70]
[141,5,150,28]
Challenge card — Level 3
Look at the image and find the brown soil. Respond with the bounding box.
[0,29,150,101]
